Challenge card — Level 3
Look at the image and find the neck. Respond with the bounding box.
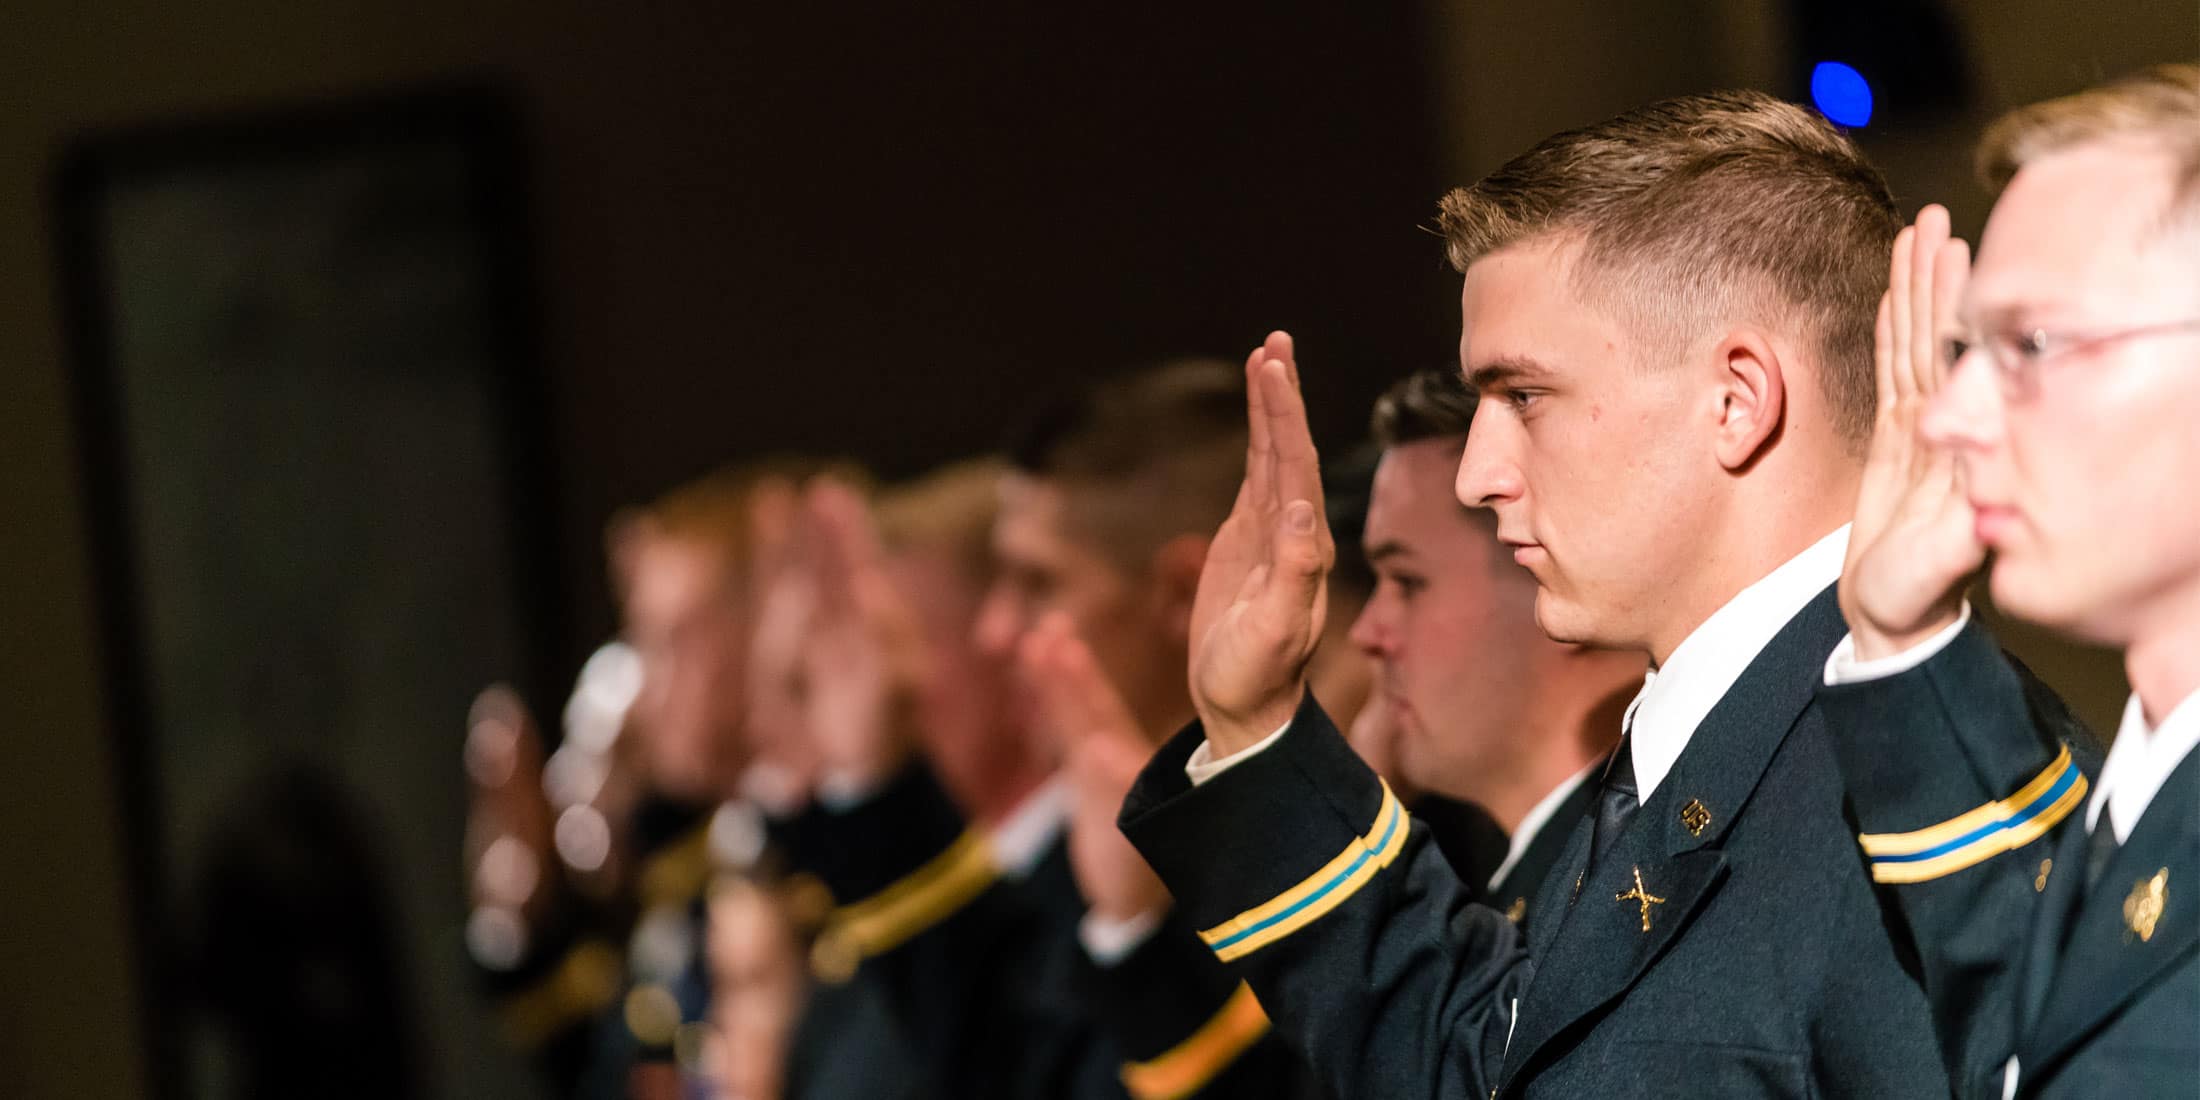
[1646,495,1851,665]
[1477,667,1634,834]
[2123,578,2200,727]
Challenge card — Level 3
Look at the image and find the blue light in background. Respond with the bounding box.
[1811,61,1874,128]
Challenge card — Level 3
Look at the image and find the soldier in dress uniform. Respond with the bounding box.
[1823,63,2200,1099]
[1114,90,1958,1098]
[1348,368,1642,932]
[465,465,776,1098]
[760,363,1325,1098]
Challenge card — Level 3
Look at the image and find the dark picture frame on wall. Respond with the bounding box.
[53,84,563,1100]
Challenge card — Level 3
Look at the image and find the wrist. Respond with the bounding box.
[1197,689,1302,758]
[1851,613,1960,663]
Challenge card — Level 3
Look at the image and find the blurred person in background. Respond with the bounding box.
[464,465,796,1097]
[750,361,1323,1098]
[1826,63,2200,1098]
[1345,367,1640,930]
[741,458,1055,1100]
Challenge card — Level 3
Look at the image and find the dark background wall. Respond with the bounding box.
[2,3,2193,1097]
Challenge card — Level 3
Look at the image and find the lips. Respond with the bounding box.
[1501,540,1545,567]
[1971,503,2018,546]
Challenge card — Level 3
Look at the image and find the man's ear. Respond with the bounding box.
[1148,533,1210,646]
[1711,327,1787,472]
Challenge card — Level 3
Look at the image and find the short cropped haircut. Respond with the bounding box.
[876,457,1008,584]
[1371,367,1478,449]
[1006,359,1248,569]
[1977,63,2200,214]
[1436,90,1900,446]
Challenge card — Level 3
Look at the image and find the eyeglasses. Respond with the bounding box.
[1941,318,2200,400]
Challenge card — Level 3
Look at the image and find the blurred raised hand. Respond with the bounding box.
[1020,612,1169,922]
[742,477,822,804]
[1840,204,1988,660]
[1188,331,1334,754]
[798,477,925,791]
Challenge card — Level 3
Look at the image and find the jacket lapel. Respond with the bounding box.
[1495,586,1847,1088]
[2016,808,2090,1037]
[2018,749,2200,1080]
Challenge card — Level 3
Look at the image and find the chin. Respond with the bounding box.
[1989,557,2124,646]
[1532,591,1598,647]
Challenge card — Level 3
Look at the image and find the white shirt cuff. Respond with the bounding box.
[1185,719,1293,786]
[813,768,888,812]
[1823,603,1972,686]
[1078,907,1166,966]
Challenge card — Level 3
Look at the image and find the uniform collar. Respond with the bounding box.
[988,775,1070,877]
[2090,687,2200,842]
[1623,525,1850,800]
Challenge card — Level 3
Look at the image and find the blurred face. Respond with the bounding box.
[1455,239,1714,652]
[622,535,746,801]
[1351,438,1548,794]
[883,546,1022,811]
[1926,140,2200,645]
[974,475,1188,735]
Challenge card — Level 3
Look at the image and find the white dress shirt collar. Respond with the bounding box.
[1623,525,1851,800]
[989,775,1071,878]
[2089,688,2200,843]
[1486,761,1599,890]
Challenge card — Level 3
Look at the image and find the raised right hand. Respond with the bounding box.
[1187,331,1334,755]
[1839,204,1988,660]
[1020,613,1170,923]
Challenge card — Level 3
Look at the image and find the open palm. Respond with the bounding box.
[1187,331,1334,755]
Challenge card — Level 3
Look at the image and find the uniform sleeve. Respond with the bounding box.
[1818,616,2100,1083]
[781,762,1130,1100]
[1119,691,1532,1100]
[1082,909,1323,1100]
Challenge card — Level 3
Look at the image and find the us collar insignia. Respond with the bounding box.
[1679,799,1711,837]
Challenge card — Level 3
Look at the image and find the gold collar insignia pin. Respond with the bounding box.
[2124,868,2168,944]
[1679,799,1711,837]
[1616,866,1666,933]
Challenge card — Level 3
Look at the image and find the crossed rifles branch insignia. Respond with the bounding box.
[1617,867,1666,932]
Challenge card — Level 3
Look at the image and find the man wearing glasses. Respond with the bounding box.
[1829,63,2200,1098]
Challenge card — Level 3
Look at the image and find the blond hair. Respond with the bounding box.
[1977,63,2200,209]
[1437,90,1899,445]
[609,456,861,599]
[875,457,1008,583]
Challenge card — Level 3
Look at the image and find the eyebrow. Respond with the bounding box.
[1463,355,1552,393]
[1365,539,1414,564]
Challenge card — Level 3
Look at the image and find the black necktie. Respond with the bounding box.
[2085,805,2121,891]
[1586,734,1640,875]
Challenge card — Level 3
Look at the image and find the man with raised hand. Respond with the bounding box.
[1826,64,2200,1098]
[1119,90,1948,1098]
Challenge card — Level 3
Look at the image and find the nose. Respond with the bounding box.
[1920,349,2005,455]
[971,584,1022,659]
[1456,408,1523,510]
[1347,595,1389,657]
